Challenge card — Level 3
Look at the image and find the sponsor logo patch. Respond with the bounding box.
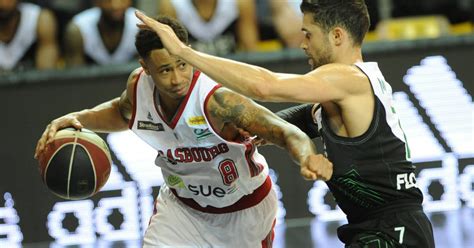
[137,121,164,131]
[166,175,185,188]
[187,116,206,125]
[194,128,213,141]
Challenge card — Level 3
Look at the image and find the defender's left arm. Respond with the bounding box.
[206,88,332,181]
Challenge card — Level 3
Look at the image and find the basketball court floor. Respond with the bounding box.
[22,206,474,248]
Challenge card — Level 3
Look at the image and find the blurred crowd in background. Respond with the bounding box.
[0,0,473,72]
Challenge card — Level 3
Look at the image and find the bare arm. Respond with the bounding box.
[34,68,141,159]
[135,11,367,104]
[35,9,59,69]
[236,0,259,51]
[207,88,332,180]
[63,22,85,67]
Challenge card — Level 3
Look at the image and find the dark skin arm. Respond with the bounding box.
[206,87,332,181]
[34,68,140,159]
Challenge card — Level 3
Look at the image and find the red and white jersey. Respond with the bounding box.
[129,70,269,209]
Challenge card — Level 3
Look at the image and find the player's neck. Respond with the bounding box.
[156,92,185,122]
[98,15,125,32]
[192,0,217,21]
[335,47,363,65]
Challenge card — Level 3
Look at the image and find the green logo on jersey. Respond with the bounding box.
[194,128,213,141]
[334,169,385,208]
[167,175,185,188]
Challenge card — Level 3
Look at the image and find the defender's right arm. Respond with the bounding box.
[34,68,141,159]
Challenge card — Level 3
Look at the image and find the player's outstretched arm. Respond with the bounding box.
[34,69,140,159]
[207,88,332,181]
[135,11,364,104]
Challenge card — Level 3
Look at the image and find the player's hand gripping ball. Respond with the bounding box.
[38,128,111,200]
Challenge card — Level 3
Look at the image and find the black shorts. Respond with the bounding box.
[338,209,435,248]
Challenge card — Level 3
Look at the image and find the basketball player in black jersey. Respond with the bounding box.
[135,0,435,247]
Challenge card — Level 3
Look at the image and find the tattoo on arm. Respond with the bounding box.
[208,88,317,165]
[208,88,292,148]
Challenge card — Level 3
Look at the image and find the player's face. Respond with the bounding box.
[95,0,131,22]
[141,49,194,100]
[0,0,17,21]
[300,13,334,70]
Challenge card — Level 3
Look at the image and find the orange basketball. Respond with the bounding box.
[38,128,111,200]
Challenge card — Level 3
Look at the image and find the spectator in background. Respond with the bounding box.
[0,0,59,71]
[64,0,139,67]
[257,0,303,48]
[158,0,259,56]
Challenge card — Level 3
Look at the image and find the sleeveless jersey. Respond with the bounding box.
[171,0,238,55]
[129,70,269,208]
[72,7,138,65]
[314,62,423,223]
[0,3,40,70]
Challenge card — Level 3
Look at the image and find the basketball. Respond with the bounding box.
[38,128,112,200]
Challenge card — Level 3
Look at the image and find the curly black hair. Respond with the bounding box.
[135,15,189,58]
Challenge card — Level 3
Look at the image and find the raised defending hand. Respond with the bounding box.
[300,154,333,181]
[34,114,83,160]
[135,10,187,56]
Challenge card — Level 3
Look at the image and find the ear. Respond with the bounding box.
[331,27,344,46]
[139,58,150,75]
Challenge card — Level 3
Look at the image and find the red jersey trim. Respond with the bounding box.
[128,69,144,129]
[155,70,201,129]
[170,176,272,214]
[244,142,264,177]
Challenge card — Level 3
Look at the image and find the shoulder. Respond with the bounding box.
[125,68,145,104]
[127,68,144,87]
[64,19,81,37]
[311,63,366,79]
[310,63,370,94]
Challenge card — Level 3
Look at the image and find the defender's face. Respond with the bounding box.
[141,49,194,101]
[95,0,131,22]
[300,13,334,70]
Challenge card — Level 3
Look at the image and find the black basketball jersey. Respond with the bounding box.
[314,62,424,223]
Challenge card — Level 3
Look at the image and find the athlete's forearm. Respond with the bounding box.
[282,126,318,166]
[180,47,276,101]
[74,98,129,132]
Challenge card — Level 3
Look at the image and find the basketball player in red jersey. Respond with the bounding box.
[134,0,435,247]
[34,16,332,247]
